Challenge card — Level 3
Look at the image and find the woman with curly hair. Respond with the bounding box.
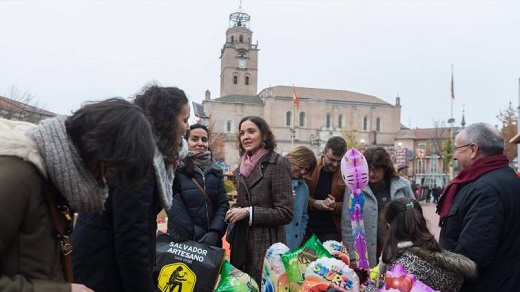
[225,116,293,285]
[367,198,476,292]
[73,85,190,292]
[341,146,414,268]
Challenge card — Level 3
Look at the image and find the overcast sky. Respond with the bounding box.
[1,0,519,129]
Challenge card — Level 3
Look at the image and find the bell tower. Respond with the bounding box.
[220,10,259,97]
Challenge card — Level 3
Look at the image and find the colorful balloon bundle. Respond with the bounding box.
[340,148,370,272]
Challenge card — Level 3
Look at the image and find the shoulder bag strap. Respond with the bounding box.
[191,177,213,209]
[42,184,74,283]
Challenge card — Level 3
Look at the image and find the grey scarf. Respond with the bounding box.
[29,116,108,212]
[153,147,174,209]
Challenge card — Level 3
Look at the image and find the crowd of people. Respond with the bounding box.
[0,85,518,291]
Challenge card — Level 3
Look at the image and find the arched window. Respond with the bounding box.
[239,35,244,42]
[376,117,381,132]
[233,75,238,84]
[245,76,249,85]
[326,114,331,128]
[230,35,234,43]
[338,114,343,128]
[226,120,232,132]
[286,111,292,127]
[299,112,305,127]
[363,115,368,131]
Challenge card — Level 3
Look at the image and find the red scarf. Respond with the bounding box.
[436,154,509,221]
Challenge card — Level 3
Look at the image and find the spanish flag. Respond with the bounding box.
[293,89,301,110]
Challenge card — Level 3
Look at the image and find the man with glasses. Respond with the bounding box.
[304,136,347,242]
[437,123,520,291]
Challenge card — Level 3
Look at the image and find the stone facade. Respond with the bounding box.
[203,10,403,169]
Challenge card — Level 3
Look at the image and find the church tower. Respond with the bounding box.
[220,10,259,97]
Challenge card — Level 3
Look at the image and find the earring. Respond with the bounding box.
[261,141,266,148]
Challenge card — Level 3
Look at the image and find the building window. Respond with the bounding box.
[299,112,305,127]
[326,114,331,128]
[239,35,244,42]
[286,111,292,127]
[363,115,368,131]
[226,120,232,132]
[230,35,234,43]
[245,76,249,85]
[376,117,381,132]
[338,114,343,128]
[233,75,238,84]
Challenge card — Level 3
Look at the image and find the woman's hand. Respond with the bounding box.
[225,207,250,224]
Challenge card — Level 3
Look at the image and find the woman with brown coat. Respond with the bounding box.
[225,116,293,285]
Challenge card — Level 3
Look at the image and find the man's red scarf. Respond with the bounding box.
[436,154,509,222]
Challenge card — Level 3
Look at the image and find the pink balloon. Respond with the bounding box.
[379,263,439,292]
[340,148,369,191]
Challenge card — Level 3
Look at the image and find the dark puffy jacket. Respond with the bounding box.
[72,176,160,292]
[439,166,520,291]
[167,163,229,246]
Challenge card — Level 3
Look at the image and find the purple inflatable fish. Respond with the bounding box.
[340,148,370,271]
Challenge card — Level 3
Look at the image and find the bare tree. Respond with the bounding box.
[497,101,518,162]
[1,86,50,123]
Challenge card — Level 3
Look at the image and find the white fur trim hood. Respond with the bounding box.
[0,118,47,177]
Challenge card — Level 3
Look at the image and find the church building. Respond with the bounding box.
[202,9,403,168]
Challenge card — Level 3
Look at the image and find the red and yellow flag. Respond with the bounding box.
[293,89,301,110]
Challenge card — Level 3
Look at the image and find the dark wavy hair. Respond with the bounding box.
[182,124,213,176]
[134,84,189,164]
[380,198,441,264]
[363,146,398,182]
[236,116,276,156]
[65,98,155,190]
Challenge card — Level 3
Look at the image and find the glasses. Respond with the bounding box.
[452,143,472,152]
[325,154,342,165]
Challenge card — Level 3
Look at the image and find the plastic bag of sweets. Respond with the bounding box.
[261,242,290,292]
[155,232,225,292]
[280,234,332,290]
[323,240,350,266]
[301,257,359,292]
[215,260,260,292]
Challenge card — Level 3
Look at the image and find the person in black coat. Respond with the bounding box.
[72,85,191,292]
[438,122,520,292]
[167,124,229,247]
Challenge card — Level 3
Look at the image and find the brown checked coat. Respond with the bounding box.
[231,150,293,285]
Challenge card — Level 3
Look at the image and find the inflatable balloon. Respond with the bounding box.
[261,242,290,292]
[340,148,370,271]
[301,257,359,292]
[379,263,439,292]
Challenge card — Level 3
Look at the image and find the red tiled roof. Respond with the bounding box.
[0,95,56,116]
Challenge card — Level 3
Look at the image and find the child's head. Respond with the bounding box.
[380,198,441,264]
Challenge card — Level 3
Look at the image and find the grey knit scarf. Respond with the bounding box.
[153,147,174,209]
[29,116,108,212]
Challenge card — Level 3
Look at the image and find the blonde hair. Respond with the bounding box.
[286,146,317,173]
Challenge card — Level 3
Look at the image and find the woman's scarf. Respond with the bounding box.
[187,150,212,169]
[239,148,269,178]
[29,116,108,212]
[153,146,175,209]
[436,154,509,222]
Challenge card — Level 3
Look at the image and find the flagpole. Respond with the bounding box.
[291,84,295,148]
[449,65,455,179]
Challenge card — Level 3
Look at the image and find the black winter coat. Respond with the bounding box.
[439,166,520,292]
[166,163,229,246]
[72,177,161,292]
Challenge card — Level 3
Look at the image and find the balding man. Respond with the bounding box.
[437,123,520,291]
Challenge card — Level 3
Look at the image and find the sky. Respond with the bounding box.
[1,0,519,129]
